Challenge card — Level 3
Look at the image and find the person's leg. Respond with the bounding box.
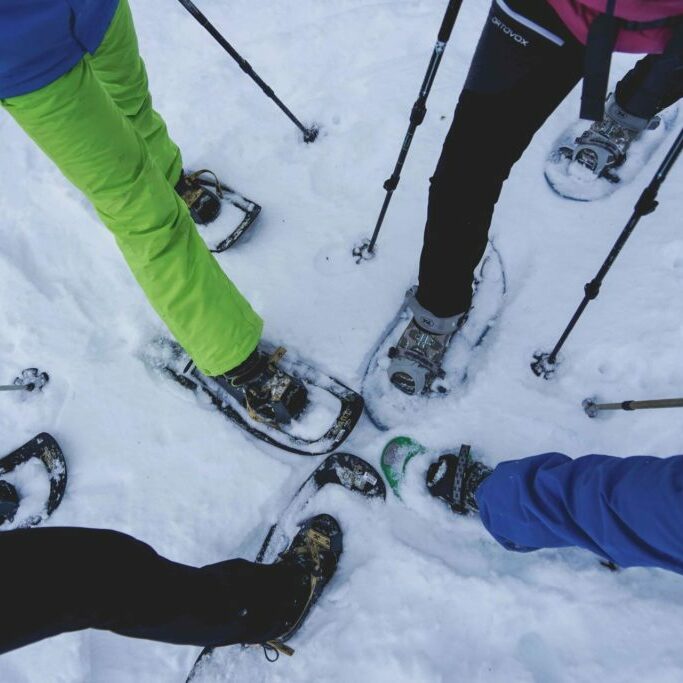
[88,0,182,185]
[416,0,585,318]
[1,58,261,376]
[0,527,306,654]
[476,452,683,573]
[615,25,683,120]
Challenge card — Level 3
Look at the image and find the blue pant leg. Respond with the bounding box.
[475,452,683,573]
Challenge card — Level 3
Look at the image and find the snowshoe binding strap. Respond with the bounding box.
[175,170,223,225]
[426,445,491,515]
[263,517,340,659]
[388,319,456,395]
[186,169,226,201]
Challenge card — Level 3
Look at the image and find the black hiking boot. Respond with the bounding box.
[426,446,491,515]
[388,288,465,396]
[262,514,343,658]
[175,169,222,225]
[200,347,309,427]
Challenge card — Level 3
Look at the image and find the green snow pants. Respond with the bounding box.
[1,0,262,376]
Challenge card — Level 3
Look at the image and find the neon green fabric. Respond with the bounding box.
[1,0,262,376]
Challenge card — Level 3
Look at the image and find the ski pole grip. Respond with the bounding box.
[438,0,464,42]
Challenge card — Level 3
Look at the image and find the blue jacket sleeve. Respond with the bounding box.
[476,451,683,574]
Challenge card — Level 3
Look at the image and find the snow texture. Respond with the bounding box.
[2,0,683,681]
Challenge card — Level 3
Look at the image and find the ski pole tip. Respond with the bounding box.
[530,352,557,380]
[303,126,320,143]
[352,238,376,264]
[582,398,599,418]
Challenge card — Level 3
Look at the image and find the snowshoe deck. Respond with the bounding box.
[145,340,364,455]
[361,242,506,430]
[0,433,67,529]
[544,104,679,201]
[186,453,385,682]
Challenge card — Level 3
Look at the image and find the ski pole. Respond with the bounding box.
[353,0,465,262]
[176,0,318,143]
[531,126,683,379]
[583,396,683,417]
[0,368,50,393]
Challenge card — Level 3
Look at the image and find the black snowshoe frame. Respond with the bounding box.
[186,453,385,681]
[191,172,261,252]
[151,340,364,456]
[0,433,67,528]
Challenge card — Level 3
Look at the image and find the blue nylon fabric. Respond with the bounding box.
[476,451,683,574]
[0,0,119,98]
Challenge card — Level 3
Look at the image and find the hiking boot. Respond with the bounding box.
[175,169,222,225]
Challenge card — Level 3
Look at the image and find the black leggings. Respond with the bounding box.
[417,0,683,317]
[0,527,302,654]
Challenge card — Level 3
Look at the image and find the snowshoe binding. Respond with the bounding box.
[175,170,222,225]
[208,347,308,427]
[145,339,364,456]
[0,481,19,524]
[426,446,491,516]
[261,514,343,660]
[387,293,464,396]
[545,96,679,201]
[176,169,261,251]
[558,95,650,182]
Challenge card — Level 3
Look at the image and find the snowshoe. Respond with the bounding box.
[545,98,679,201]
[361,242,506,430]
[0,433,67,529]
[186,454,384,682]
[177,169,261,251]
[144,339,363,456]
[382,436,490,514]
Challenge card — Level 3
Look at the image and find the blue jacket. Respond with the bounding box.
[0,0,119,99]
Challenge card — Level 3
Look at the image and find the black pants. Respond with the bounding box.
[417,0,683,317]
[0,527,303,655]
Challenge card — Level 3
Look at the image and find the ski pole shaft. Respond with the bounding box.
[584,397,683,417]
[533,126,683,376]
[362,0,465,257]
[0,385,28,393]
[176,0,318,143]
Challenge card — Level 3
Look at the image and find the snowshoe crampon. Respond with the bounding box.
[144,340,364,455]
[186,453,384,681]
[361,242,506,430]
[183,170,261,252]
[0,433,67,529]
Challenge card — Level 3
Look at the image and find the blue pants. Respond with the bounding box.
[476,453,683,574]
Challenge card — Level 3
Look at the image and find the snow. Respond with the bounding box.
[2,0,683,681]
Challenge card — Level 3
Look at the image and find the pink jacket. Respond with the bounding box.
[546,0,683,52]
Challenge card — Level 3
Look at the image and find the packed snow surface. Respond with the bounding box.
[2,0,683,681]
